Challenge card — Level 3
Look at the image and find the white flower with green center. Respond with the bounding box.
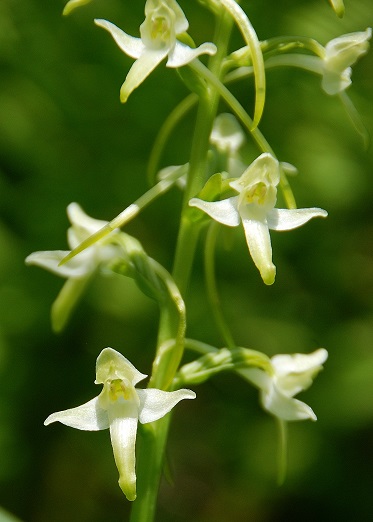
[44,347,196,501]
[240,348,328,421]
[95,0,217,103]
[25,203,120,331]
[189,153,327,285]
[322,28,372,95]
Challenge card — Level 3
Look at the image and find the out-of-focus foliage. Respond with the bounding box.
[0,0,372,520]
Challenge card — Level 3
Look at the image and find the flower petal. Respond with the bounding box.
[137,388,196,424]
[67,202,109,237]
[189,197,240,227]
[241,216,276,285]
[240,367,318,421]
[120,48,168,102]
[44,396,109,430]
[94,19,144,59]
[95,348,148,386]
[272,349,328,396]
[107,399,139,501]
[167,41,217,68]
[267,207,328,231]
[261,383,317,421]
[25,250,91,278]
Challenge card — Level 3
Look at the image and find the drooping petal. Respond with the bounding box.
[189,196,240,227]
[94,19,145,59]
[25,250,91,278]
[167,41,217,67]
[120,48,169,102]
[107,399,139,501]
[267,207,328,231]
[239,368,317,421]
[44,396,109,430]
[241,216,276,285]
[261,383,317,421]
[137,388,196,424]
[95,348,148,386]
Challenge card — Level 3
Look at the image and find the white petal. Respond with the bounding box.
[167,41,217,68]
[210,113,246,154]
[94,19,144,59]
[240,368,317,421]
[241,217,276,285]
[238,367,271,392]
[120,48,168,102]
[261,384,317,421]
[108,400,139,501]
[95,348,148,386]
[25,250,91,278]
[44,396,109,430]
[272,349,328,396]
[137,388,196,424]
[272,349,328,376]
[67,203,108,236]
[189,197,240,227]
[230,153,280,194]
[267,207,328,231]
[322,67,352,95]
[162,0,189,34]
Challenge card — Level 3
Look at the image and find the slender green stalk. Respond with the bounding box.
[276,418,288,486]
[130,11,234,522]
[147,94,197,185]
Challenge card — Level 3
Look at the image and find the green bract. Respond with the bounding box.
[240,349,328,421]
[95,0,217,103]
[44,348,195,501]
[189,153,327,285]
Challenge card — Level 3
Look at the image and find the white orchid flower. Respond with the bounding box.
[95,0,217,103]
[322,28,371,95]
[25,203,120,331]
[189,153,327,285]
[44,347,196,501]
[240,348,328,421]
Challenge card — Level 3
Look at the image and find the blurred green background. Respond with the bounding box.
[0,0,372,520]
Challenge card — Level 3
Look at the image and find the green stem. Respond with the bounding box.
[130,11,234,522]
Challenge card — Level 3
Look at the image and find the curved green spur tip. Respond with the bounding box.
[63,0,93,16]
[329,0,345,18]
